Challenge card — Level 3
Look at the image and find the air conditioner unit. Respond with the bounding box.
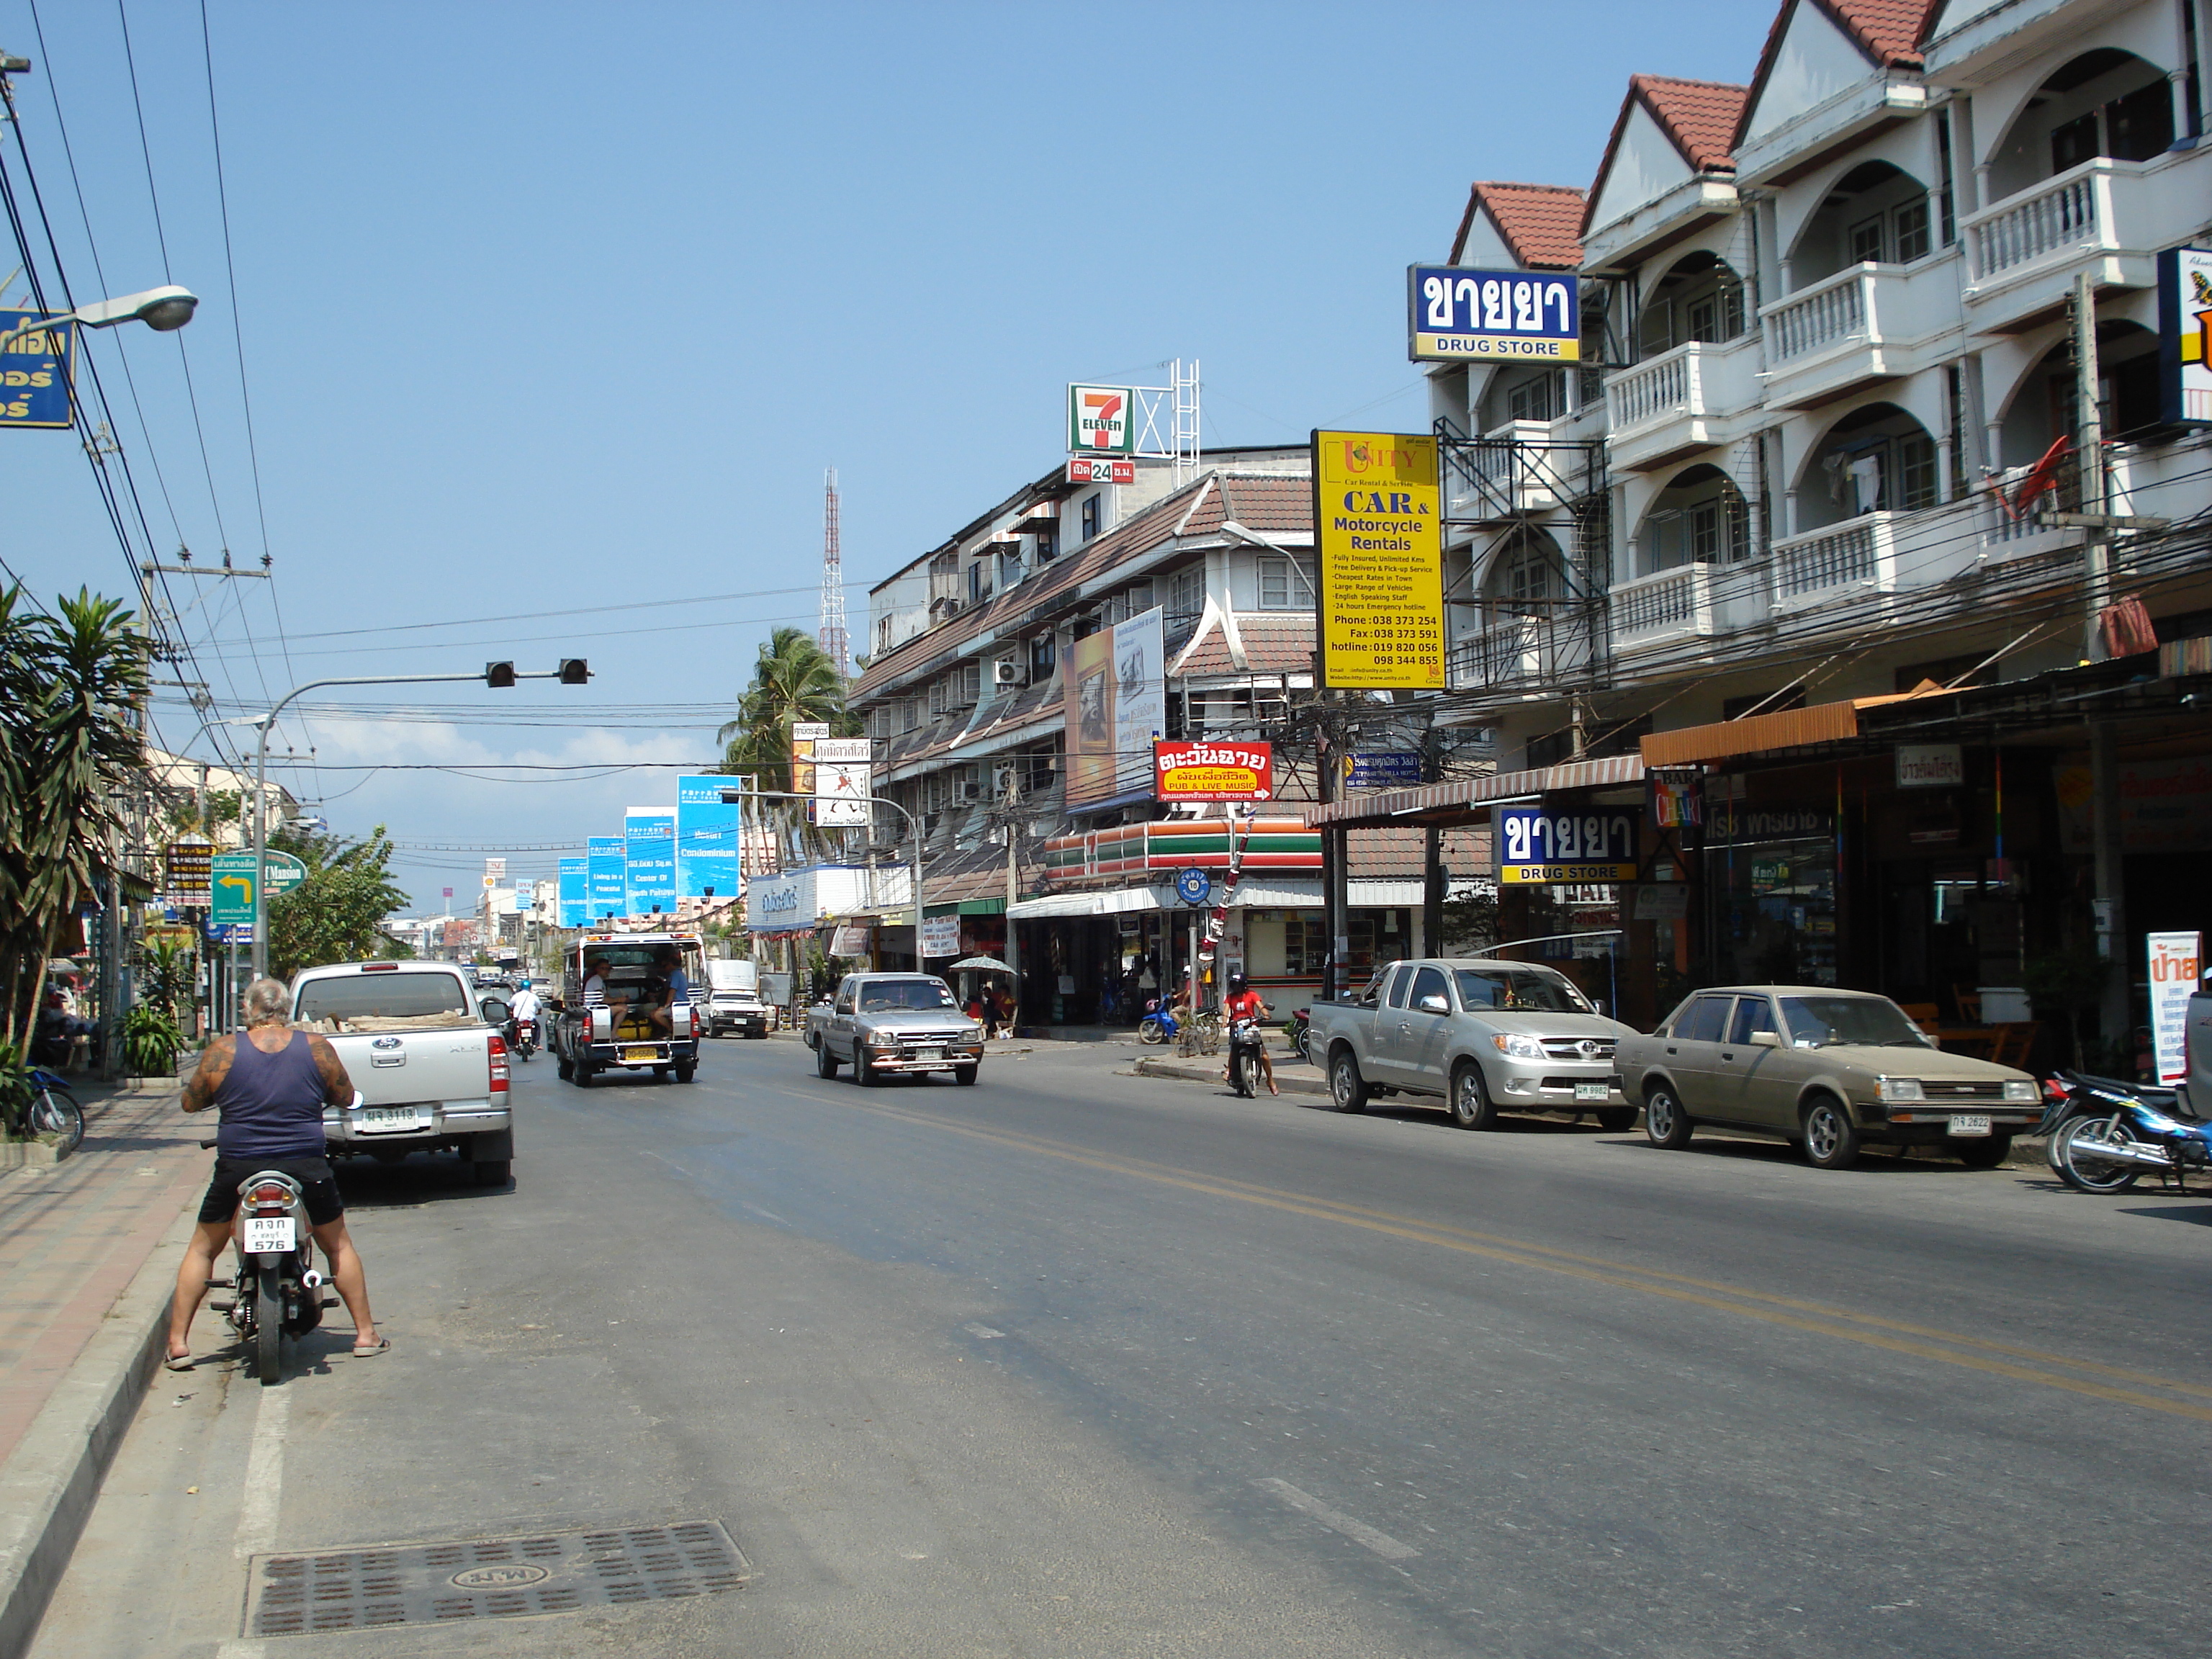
[992,764,1017,796]
[994,660,1025,687]
[957,781,984,803]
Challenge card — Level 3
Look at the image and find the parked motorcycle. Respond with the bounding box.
[1226,1017,1265,1097]
[9,1064,84,1151]
[1138,998,1178,1046]
[199,1141,330,1385]
[1289,1008,1311,1064]
[2043,1070,2212,1195]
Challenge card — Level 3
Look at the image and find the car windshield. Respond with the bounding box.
[1778,995,1933,1048]
[1455,967,1593,1014]
[858,979,959,1012]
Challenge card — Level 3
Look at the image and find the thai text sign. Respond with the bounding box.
[1154,741,1274,802]
[1068,385,1135,454]
[790,720,829,797]
[2148,930,2201,1086]
[2157,247,2211,425]
[210,853,258,925]
[557,858,588,929]
[1407,268,1578,362]
[1497,805,1640,884]
[1346,752,1421,788]
[1312,431,1443,689]
[919,914,962,959]
[0,312,73,427]
[1896,743,1963,788]
[163,840,214,902]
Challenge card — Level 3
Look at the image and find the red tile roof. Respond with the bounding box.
[1735,0,1937,150]
[1450,182,1586,271]
[1583,74,1750,233]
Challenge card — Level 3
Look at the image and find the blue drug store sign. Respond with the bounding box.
[1406,268,1579,363]
[624,810,677,914]
[0,313,73,428]
[675,774,743,900]
[557,858,588,929]
[585,837,626,920]
[1347,751,1423,788]
[1496,804,1641,884]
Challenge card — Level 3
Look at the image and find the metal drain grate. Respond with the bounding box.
[245,1521,747,1637]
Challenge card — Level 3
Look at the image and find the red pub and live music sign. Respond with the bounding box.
[1154,741,1274,802]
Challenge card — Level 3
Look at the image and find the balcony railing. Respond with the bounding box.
[1766,269,1868,361]
[1447,618,1542,690]
[1611,565,1709,641]
[1608,348,1692,429]
[1602,338,1760,469]
[1969,163,2100,282]
[1772,514,1899,606]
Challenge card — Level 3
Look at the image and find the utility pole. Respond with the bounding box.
[2072,272,2131,1051]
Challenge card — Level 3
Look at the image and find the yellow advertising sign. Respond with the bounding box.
[1311,431,1444,689]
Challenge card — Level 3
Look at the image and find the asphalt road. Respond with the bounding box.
[31,1034,2212,1658]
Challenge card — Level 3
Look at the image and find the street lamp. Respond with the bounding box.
[720,786,927,964]
[0,284,199,352]
[245,660,590,979]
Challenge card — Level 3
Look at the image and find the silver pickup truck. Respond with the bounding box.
[1305,956,1637,1130]
[289,961,514,1185]
[805,973,985,1087]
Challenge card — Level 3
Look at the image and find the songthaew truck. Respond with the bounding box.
[547,931,706,1086]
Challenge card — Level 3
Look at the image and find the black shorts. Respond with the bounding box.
[198,1156,343,1228]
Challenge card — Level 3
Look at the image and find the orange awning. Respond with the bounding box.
[1640,681,1961,769]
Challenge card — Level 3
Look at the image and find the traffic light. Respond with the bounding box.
[485,661,516,688]
[558,658,590,685]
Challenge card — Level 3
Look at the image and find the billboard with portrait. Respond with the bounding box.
[1065,605,1164,811]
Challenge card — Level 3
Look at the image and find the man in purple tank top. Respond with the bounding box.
[166,978,386,1369]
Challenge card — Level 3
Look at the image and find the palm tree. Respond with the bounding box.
[716,627,855,791]
[0,588,152,1049]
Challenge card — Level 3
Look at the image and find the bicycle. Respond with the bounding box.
[1177,1012,1223,1058]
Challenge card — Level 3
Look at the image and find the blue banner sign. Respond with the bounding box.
[557,858,588,929]
[585,836,626,921]
[0,312,73,428]
[1407,267,1578,363]
[1347,751,1424,788]
[624,809,677,915]
[675,774,742,900]
[1497,804,1640,884]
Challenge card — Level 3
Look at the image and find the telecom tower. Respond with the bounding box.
[818,467,850,680]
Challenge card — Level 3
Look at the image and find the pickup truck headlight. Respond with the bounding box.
[2002,1079,2038,1103]
[1492,1034,1545,1061]
[1876,1076,1925,1103]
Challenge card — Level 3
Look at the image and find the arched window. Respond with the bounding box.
[1997,320,2166,468]
[1480,530,1568,615]
[1799,403,1938,531]
[1637,251,1745,357]
[1987,49,2175,199]
[1637,465,1750,574]
[1790,161,1932,287]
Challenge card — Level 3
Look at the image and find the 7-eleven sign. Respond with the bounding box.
[1068,385,1135,454]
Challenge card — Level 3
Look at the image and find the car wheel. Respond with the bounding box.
[472,1159,511,1187]
[1328,1049,1367,1115]
[1952,1133,2010,1168]
[1642,1084,1693,1149]
[815,1041,840,1079]
[953,1064,978,1086]
[555,1052,574,1080]
[1593,1106,1637,1133]
[855,1050,878,1087]
[1802,1095,1862,1170]
[675,1063,696,1084]
[1447,1062,1498,1130]
[573,1064,594,1089]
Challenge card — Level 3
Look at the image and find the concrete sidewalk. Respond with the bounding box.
[1131,1050,1329,1096]
[0,1073,204,1659]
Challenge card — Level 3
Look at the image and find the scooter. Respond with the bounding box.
[200,1141,330,1385]
[1137,998,1178,1046]
[2044,1071,2212,1195]
[1226,1017,1267,1097]
[513,1017,538,1061]
[1289,1008,1311,1064]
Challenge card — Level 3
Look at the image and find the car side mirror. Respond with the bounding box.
[1748,1028,1780,1047]
[1418,993,1449,1015]
[480,999,509,1023]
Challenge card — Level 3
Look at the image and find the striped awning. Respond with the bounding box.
[1309,753,1645,827]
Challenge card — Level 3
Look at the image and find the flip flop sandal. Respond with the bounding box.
[163,1351,195,1372]
[351,1337,391,1358]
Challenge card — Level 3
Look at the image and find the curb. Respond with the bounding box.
[1133,1056,1330,1097]
[0,1195,199,1659]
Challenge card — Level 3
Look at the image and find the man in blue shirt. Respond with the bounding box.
[646,943,691,1036]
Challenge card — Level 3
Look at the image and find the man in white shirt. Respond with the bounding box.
[508,981,540,1024]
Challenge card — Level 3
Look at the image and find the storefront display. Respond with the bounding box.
[1706,804,1838,986]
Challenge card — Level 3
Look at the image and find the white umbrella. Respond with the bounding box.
[948,954,1019,975]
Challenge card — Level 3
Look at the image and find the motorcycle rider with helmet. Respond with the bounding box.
[508,979,541,1058]
[1220,971,1277,1097]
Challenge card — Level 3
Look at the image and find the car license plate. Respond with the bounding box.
[243,1216,295,1253]
[1947,1112,1992,1137]
[356,1105,425,1134]
[621,1044,658,1062]
[1574,1082,1610,1102]
[911,1047,943,1061]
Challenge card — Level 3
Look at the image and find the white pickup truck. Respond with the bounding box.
[289,961,515,1185]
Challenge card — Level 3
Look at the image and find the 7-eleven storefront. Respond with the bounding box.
[1008,819,1421,1024]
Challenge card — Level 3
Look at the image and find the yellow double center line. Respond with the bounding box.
[781,1087,2212,1424]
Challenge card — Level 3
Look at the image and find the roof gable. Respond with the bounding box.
[1737,0,1936,148]
[1583,76,1749,233]
[1451,182,1585,270]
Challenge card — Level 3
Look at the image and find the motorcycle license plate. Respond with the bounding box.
[243,1216,295,1253]
[356,1105,426,1134]
[1947,1113,1992,1137]
[1575,1082,1611,1102]
[621,1045,658,1062]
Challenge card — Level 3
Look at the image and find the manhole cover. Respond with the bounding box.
[245,1521,747,1637]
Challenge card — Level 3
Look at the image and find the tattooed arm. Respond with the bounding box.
[307,1033,355,1107]
[180,1035,236,1114]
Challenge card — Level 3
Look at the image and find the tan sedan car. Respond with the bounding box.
[1617,986,2042,1169]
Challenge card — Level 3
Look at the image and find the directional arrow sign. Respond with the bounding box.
[210,853,258,925]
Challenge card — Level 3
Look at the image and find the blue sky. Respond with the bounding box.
[1,0,1779,909]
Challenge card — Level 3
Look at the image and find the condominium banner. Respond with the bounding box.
[1066,605,1165,810]
[675,775,742,900]
[1311,431,1444,689]
[624,809,678,914]
[557,858,588,929]
[585,836,626,920]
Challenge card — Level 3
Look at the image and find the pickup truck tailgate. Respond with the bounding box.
[323,1029,492,1108]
